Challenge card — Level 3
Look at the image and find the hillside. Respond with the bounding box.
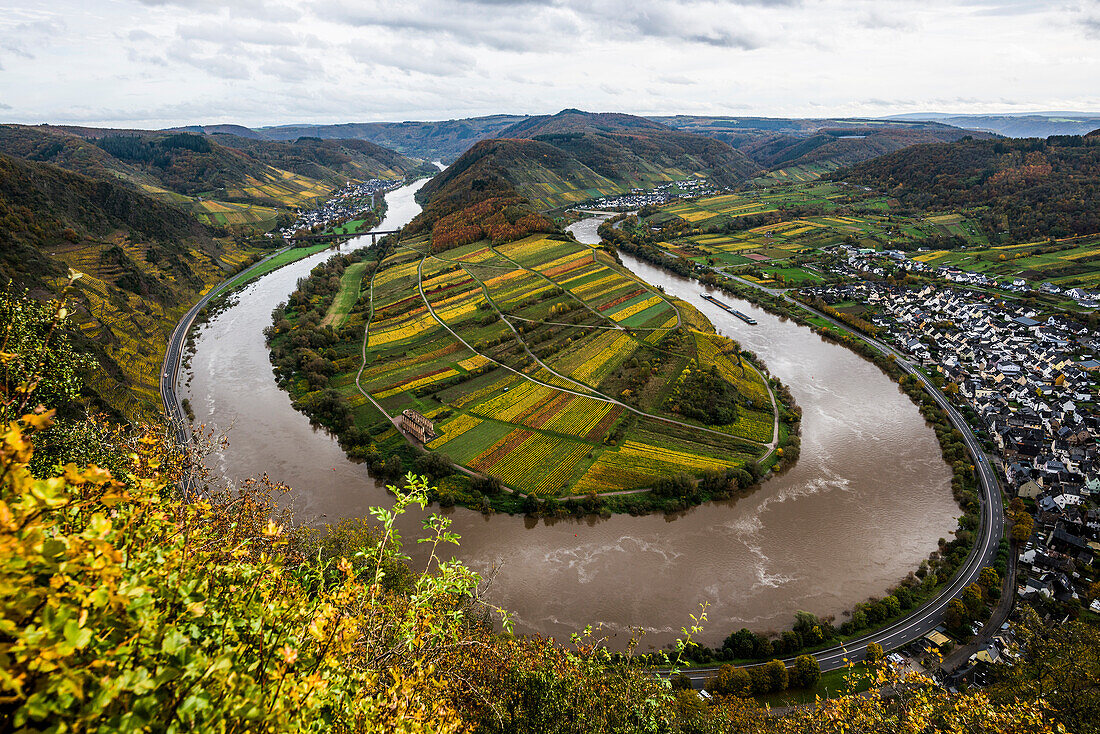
[653,116,993,173]
[0,152,259,419]
[0,125,429,231]
[207,133,437,184]
[839,134,1100,242]
[414,110,760,226]
[498,109,759,188]
[256,114,527,163]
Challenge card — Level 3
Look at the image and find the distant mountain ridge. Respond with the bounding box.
[884,113,1100,139]
[652,116,995,171]
[255,115,527,163]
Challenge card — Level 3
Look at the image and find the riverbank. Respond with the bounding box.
[602,234,993,668]
[266,226,802,516]
[181,200,958,651]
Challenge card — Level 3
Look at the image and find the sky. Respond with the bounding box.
[1,0,1099,128]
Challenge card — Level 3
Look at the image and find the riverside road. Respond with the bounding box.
[672,269,1005,685]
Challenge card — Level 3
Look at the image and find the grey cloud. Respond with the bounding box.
[346,40,477,77]
[858,10,915,31]
[1,16,68,58]
[166,41,251,79]
[259,49,324,83]
[319,0,769,51]
[176,22,309,47]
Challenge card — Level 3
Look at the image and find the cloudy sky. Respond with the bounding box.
[1,0,1098,127]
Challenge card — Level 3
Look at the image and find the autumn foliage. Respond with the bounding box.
[430,196,555,251]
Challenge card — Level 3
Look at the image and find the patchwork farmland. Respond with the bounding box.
[275,232,784,499]
[641,182,990,287]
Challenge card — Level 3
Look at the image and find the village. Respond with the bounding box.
[836,247,1100,309]
[279,178,401,238]
[800,273,1100,636]
[586,178,721,210]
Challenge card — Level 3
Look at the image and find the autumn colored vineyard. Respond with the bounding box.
[270,230,792,501]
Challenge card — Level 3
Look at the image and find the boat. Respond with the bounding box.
[700,293,756,324]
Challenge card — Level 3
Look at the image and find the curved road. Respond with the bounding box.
[670,273,1004,683]
[159,245,297,449]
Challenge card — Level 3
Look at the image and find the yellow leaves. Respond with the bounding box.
[306,615,329,643]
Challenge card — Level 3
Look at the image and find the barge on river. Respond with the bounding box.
[700,293,757,324]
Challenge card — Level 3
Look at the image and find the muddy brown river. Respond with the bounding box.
[183,187,958,650]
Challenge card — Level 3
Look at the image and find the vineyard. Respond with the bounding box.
[277,230,784,498]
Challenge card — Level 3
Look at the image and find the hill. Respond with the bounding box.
[497,109,759,188]
[887,112,1100,138]
[839,134,1100,242]
[653,116,992,174]
[206,133,436,184]
[256,114,527,163]
[413,110,760,229]
[0,151,258,419]
[0,125,430,231]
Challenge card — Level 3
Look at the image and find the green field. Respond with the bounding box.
[649,182,990,275]
[213,243,335,299]
[281,233,783,497]
[912,236,1100,288]
[321,261,370,327]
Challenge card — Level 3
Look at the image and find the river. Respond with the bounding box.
[183,190,958,650]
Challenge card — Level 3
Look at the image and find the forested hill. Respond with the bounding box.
[653,116,994,172]
[415,110,760,218]
[0,125,430,228]
[838,134,1100,242]
[204,133,437,183]
[256,114,527,163]
[496,109,760,189]
[0,151,256,419]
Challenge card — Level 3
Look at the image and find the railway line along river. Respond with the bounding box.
[182,195,959,650]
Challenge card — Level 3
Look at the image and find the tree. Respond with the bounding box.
[989,608,1100,734]
[865,642,884,667]
[979,567,1001,597]
[963,583,985,617]
[1011,513,1034,543]
[709,664,751,697]
[792,655,821,689]
[763,659,788,693]
[945,599,967,630]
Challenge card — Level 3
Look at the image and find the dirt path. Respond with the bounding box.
[413,250,776,448]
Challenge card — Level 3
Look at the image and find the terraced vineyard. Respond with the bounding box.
[641,182,989,286]
[275,232,784,498]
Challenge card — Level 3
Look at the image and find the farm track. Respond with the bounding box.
[409,247,776,450]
